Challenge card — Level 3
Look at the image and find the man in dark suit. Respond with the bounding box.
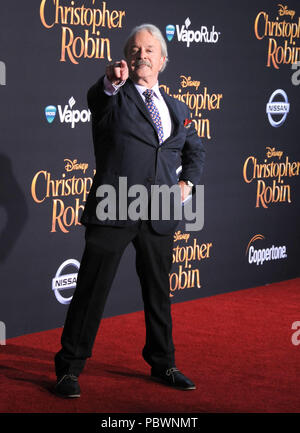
[54,24,205,398]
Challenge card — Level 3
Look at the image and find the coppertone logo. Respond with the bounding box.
[45,96,91,128]
[266,89,290,127]
[246,234,287,266]
[52,259,80,304]
[166,18,220,47]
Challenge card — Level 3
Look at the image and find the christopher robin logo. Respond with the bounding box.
[39,0,126,64]
[254,3,300,69]
[160,75,223,139]
[243,147,300,208]
[31,159,94,232]
[169,231,213,297]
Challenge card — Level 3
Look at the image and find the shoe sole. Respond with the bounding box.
[53,388,81,398]
[151,376,196,390]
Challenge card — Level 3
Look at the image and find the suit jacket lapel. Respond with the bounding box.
[123,79,160,144]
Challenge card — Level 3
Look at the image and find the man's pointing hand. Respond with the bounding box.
[106,60,129,86]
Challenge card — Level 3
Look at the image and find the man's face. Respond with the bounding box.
[126,30,166,87]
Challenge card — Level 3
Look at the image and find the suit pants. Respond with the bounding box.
[54,220,175,378]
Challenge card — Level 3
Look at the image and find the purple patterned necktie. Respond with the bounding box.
[143,89,164,144]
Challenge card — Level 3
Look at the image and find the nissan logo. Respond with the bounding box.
[266,89,290,127]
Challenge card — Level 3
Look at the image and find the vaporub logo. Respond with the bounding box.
[45,105,57,123]
[166,18,221,47]
[45,97,91,128]
[52,259,80,304]
[166,24,175,41]
[266,89,290,127]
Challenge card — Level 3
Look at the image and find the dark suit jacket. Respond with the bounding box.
[80,76,205,234]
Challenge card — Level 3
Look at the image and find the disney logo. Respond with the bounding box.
[266,147,283,159]
[64,159,89,174]
[278,4,295,19]
[174,230,190,243]
[180,75,200,91]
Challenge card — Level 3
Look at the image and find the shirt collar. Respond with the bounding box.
[134,82,162,101]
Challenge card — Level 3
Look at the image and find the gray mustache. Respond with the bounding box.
[135,60,151,67]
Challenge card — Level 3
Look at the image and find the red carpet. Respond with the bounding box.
[0,278,300,413]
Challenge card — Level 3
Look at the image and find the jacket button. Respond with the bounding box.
[147,177,153,182]
[158,147,161,152]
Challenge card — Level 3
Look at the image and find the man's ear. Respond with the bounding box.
[159,56,166,71]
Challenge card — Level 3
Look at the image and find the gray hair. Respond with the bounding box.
[123,24,169,72]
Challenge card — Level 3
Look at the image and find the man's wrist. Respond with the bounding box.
[103,75,126,95]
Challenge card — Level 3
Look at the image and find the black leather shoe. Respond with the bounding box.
[54,374,81,398]
[151,367,196,390]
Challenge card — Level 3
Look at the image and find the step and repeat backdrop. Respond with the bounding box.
[0,0,299,338]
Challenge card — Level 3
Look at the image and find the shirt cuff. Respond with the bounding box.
[103,75,126,96]
[181,179,194,187]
